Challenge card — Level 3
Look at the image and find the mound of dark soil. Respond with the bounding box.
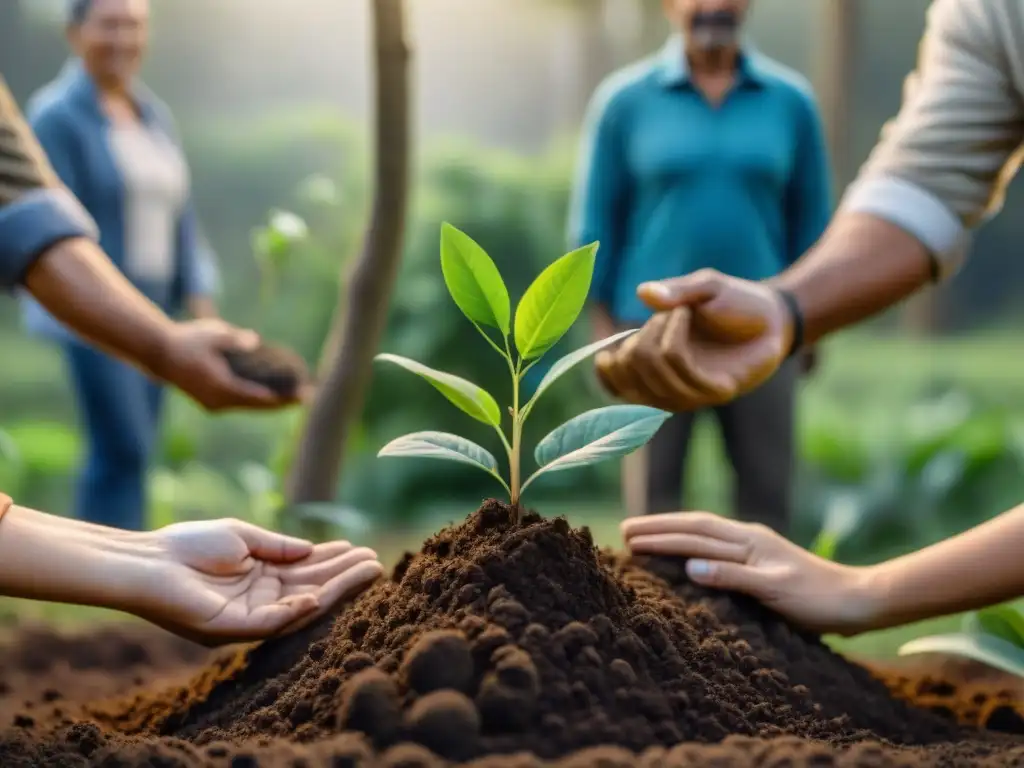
[222,343,309,398]
[2,501,1024,767]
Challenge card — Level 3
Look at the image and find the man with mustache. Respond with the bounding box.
[610,0,1024,640]
[571,0,831,531]
[0,73,383,645]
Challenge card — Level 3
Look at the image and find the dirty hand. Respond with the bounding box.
[141,519,383,646]
[621,512,878,636]
[154,319,301,412]
[595,270,793,411]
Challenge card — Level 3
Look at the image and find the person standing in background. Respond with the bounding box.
[20,0,220,531]
[569,0,832,531]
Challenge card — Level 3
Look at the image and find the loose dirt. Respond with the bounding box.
[2,501,1024,766]
[222,343,309,398]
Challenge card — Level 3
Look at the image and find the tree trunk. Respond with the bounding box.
[816,0,857,191]
[285,0,412,503]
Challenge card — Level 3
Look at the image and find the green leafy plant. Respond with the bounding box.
[897,603,1024,678]
[374,222,670,512]
[251,208,310,309]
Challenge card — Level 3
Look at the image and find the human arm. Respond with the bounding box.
[569,81,630,339]
[0,493,382,646]
[0,76,294,409]
[622,503,1024,637]
[597,0,1024,408]
[768,0,1022,344]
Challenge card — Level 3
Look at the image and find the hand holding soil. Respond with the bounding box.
[596,271,792,411]
[622,511,881,636]
[153,319,309,411]
[136,519,383,647]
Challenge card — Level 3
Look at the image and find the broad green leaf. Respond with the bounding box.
[378,431,499,474]
[527,329,638,409]
[440,223,511,334]
[375,354,501,426]
[963,605,1024,647]
[898,633,1024,678]
[525,405,670,488]
[514,242,597,360]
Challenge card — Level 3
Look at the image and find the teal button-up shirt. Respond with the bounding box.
[569,36,833,325]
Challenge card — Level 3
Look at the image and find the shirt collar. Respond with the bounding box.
[60,57,159,125]
[654,33,767,89]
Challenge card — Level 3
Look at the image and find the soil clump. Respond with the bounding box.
[222,343,309,398]
[1,501,1024,766]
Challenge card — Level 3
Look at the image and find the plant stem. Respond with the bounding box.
[509,369,522,512]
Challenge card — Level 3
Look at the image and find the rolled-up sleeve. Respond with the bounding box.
[840,0,1024,279]
[0,75,97,289]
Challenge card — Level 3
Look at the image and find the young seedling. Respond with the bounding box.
[809,493,862,561]
[222,209,312,398]
[374,223,671,518]
[898,603,1024,678]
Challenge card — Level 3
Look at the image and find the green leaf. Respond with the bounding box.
[440,223,511,335]
[526,328,638,411]
[963,605,1024,647]
[514,242,597,360]
[809,530,839,561]
[524,405,670,490]
[378,431,499,474]
[375,353,501,426]
[898,632,1024,678]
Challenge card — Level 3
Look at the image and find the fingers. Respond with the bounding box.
[626,533,750,563]
[660,308,737,398]
[282,546,379,585]
[314,559,384,609]
[232,521,314,563]
[636,269,723,311]
[621,511,752,543]
[243,593,320,637]
[685,559,765,596]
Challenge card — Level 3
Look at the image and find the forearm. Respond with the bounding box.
[861,504,1024,630]
[767,213,934,345]
[22,238,175,375]
[0,502,161,612]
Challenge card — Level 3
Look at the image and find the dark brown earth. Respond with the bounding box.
[222,343,309,398]
[2,500,1024,766]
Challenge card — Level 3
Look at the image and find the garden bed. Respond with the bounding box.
[1,501,1022,766]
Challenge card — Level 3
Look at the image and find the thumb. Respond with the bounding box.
[637,270,723,311]
[206,321,261,353]
[234,521,315,563]
[686,558,764,597]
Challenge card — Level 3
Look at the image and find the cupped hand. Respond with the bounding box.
[142,519,383,646]
[155,319,307,412]
[622,512,878,636]
[594,270,793,411]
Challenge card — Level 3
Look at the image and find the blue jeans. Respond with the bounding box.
[63,342,165,530]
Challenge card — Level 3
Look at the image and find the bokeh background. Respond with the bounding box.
[3,0,1024,656]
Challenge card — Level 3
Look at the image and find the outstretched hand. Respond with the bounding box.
[155,319,309,412]
[595,270,794,411]
[621,512,879,636]
[142,519,383,646]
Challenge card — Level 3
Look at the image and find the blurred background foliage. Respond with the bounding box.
[4,0,1024,655]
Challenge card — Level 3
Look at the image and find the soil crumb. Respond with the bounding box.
[3,501,1024,766]
[222,343,308,398]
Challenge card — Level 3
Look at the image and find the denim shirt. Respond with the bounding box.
[18,59,218,341]
[569,36,833,325]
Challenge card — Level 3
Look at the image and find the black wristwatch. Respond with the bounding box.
[773,288,804,360]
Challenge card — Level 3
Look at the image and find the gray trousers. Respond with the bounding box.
[622,360,798,533]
